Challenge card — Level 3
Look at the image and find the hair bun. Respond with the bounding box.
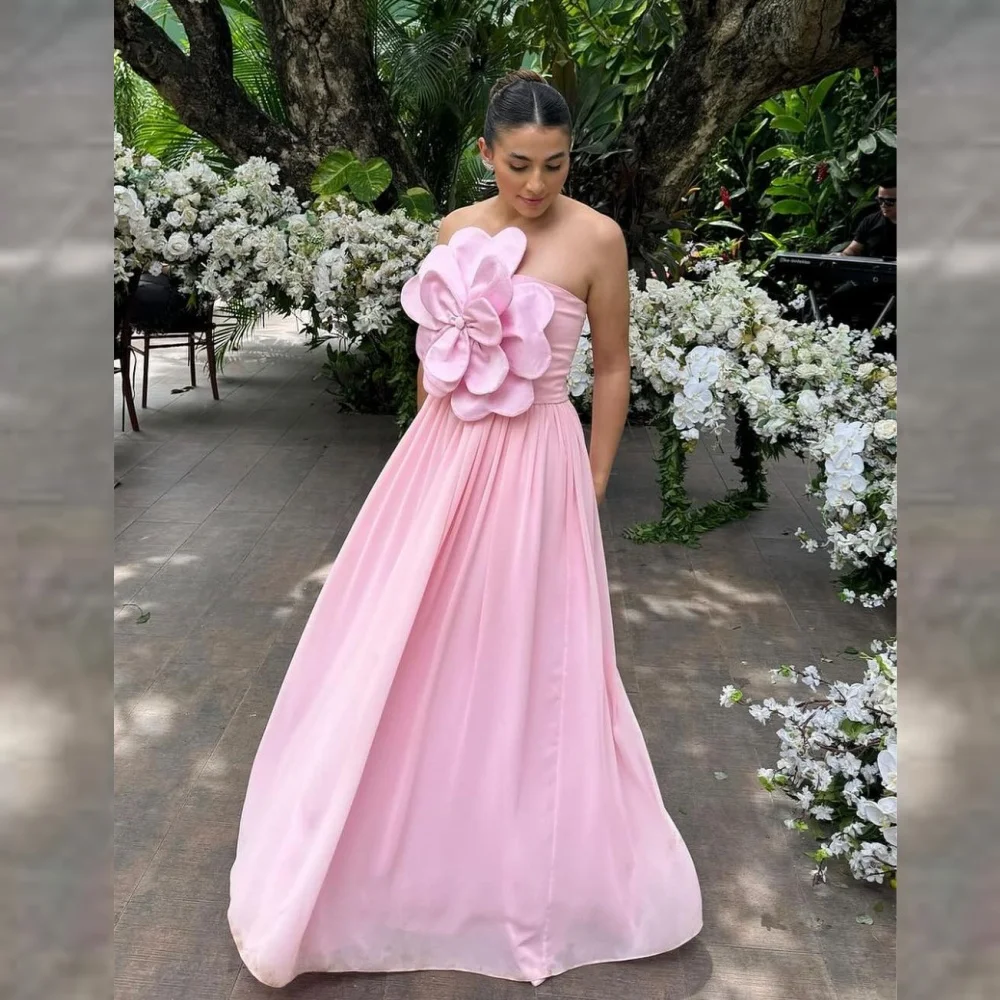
[488,69,546,103]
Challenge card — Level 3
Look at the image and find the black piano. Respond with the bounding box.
[770,252,896,344]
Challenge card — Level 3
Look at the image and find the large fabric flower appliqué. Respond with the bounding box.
[400,226,554,421]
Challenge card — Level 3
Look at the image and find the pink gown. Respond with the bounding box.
[228,226,702,988]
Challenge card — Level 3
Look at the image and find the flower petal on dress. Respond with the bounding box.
[468,255,514,317]
[464,297,503,348]
[483,373,536,418]
[500,282,555,379]
[415,323,436,361]
[452,372,535,421]
[400,273,436,329]
[422,367,455,397]
[424,324,471,383]
[449,382,496,422]
[487,227,528,274]
[449,226,527,283]
[419,268,463,324]
[448,227,492,282]
[464,342,509,396]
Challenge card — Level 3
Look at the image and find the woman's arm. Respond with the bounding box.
[585,221,631,505]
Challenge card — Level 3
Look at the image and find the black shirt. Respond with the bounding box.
[853,211,897,259]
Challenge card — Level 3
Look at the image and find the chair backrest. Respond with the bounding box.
[128,272,214,334]
[115,271,143,338]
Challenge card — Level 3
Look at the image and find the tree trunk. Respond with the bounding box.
[115,0,893,220]
[619,0,896,258]
[114,0,423,196]
[252,0,423,193]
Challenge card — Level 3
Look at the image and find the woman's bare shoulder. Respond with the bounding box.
[437,202,493,243]
[558,197,623,242]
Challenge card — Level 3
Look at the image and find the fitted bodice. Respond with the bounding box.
[511,275,588,405]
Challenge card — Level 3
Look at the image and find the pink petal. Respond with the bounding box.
[464,297,503,347]
[415,324,435,361]
[500,282,554,378]
[487,227,528,274]
[464,342,509,396]
[421,243,467,288]
[424,324,471,383]
[449,383,495,422]
[420,269,462,323]
[448,227,492,284]
[468,255,513,316]
[484,374,536,418]
[451,374,535,422]
[422,368,455,396]
[400,273,435,328]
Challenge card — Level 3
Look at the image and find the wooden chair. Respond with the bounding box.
[127,272,220,408]
[114,273,142,432]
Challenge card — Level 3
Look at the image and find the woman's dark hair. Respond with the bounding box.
[483,69,572,146]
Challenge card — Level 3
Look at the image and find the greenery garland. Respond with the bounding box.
[624,404,772,547]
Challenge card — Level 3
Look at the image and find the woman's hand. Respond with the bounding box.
[593,476,608,505]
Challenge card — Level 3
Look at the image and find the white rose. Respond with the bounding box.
[873,419,897,441]
[796,389,821,417]
[165,231,191,260]
[167,211,183,227]
[881,375,897,394]
[746,374,781,403]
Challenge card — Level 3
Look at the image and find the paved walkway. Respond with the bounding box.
[114,323,894,1000]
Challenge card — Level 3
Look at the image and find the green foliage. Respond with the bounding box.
[691,63,897,258]
[623,409,770,547]
[312,150,394,205]
[397,186,437,220]
[319,315,419,433]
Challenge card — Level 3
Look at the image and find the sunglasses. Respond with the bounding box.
[876,197,897,206]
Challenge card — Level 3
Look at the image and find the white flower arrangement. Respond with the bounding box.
[569,262,896,606]
[721,640,897,885]
[115,140,894,605]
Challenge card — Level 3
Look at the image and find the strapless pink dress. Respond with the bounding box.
[228,226,702,988]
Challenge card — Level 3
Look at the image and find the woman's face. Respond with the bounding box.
[479,126,570,218]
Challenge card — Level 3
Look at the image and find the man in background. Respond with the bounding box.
[841,179,897,259]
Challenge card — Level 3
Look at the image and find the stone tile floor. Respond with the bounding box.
[114,321,895,999]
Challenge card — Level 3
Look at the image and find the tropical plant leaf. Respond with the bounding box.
[311,150,358,196]
[771,199,813,216]
[807,72,842,116]
[756,145,795,164]
[398,185,437,219]
[765,182,812,202]
[857,133,878,155]
[347,157,394,203]
[770,115,806,134]
[876,129,897,148]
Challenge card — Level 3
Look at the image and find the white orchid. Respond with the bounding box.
[722,640,897,885]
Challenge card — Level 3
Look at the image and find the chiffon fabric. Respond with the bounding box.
[228,227,702,988]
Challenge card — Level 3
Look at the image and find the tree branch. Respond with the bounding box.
[113,0,193,89]
[620,0,895,224]
[250,0,425,189]
[169,0,234,73]
[114,0,300,173]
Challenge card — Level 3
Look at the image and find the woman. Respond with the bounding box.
[229,69,702,988]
